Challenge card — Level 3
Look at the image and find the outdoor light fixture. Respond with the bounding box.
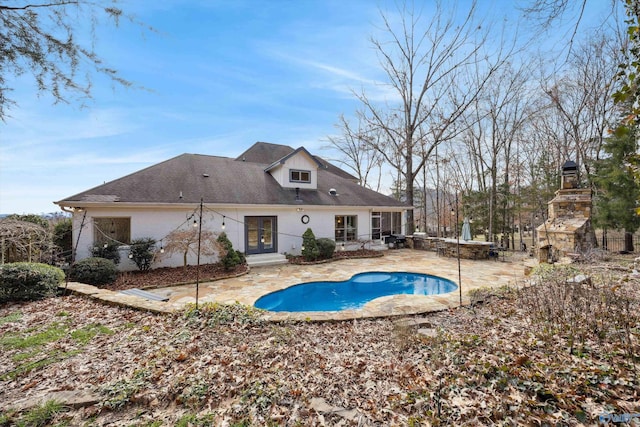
[193,219,198,228]
[160,246,165,254]
[260,235,265,244]
[103,243,108,248]
[221,216,226,230]
[128,254,133,259]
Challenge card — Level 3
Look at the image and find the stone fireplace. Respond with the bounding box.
[536,160,596,262]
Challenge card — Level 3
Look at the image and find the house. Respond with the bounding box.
[56,142,412,269]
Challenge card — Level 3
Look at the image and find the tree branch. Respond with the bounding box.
[0,2,78,11]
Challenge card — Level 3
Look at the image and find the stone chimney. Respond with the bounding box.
[536,161,596,262]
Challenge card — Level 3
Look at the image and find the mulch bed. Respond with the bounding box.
[103,250,384,290]
[286,249,383,264]
[105,263,249,292]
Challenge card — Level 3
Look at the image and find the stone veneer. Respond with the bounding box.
[537,187,596,262]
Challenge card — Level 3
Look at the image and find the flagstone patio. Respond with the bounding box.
[63,249,532,321]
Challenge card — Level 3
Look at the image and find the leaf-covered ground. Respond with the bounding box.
[0,257,639,426]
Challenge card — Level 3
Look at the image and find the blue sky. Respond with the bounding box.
[0,0,618,214]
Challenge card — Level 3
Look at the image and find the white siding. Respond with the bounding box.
[269,152,318,190]
[71,205,377,270]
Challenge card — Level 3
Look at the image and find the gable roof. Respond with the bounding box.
[56,151,409,209]
[237,141,359,181]
[263,146,324,172]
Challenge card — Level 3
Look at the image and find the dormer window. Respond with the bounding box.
[290,169,311,183]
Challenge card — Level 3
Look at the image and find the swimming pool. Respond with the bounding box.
[254,271,457,312]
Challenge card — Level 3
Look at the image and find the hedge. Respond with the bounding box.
[69,257,118,286]
[0,262,65,302]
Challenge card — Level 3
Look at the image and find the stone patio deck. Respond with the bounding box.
[63,249,531,321]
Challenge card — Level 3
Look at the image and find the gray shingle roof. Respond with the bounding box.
[237,141,359,181]
[57,146,409,209]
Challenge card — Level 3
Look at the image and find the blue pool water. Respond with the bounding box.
[254,271,457,312]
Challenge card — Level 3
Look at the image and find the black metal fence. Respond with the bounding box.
[594,232,640,253]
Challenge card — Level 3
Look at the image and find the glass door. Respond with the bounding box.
[245,216,277,254]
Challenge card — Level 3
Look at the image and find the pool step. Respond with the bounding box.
[246,253,288,268]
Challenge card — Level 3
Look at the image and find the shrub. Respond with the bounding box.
[0,262,65,302]
[217,232,243,270]
[128,237,156,271]
[235,250,246,265]
[53,218,73,262]
[90,242,121,265]
[69,257,118,286]
[518,265,640,357]
[183,302,264,326]
[316,238,336,260]
[302,228,320,261]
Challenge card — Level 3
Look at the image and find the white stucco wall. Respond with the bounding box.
[70,205,398,270]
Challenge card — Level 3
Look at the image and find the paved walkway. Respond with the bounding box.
[63,249,532,321]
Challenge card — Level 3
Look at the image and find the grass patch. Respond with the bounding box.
[70,323,113,345]
[2,350,81,380]
[18,400,67,427]
[0,323,67,350]
[0,311,23,325]
[1,317,113,381]
[11,349,40,362]
[0,400,68,427]
[176,413,216,427]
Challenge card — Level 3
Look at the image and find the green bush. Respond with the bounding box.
[0,262,65,302]
[302,228,320,261]
[316,237,336,260]
[53,218,73,262]
[217,233,244,270]
[69,257,118,286]
[90,242,121,265]
[128,237,156,271]
[235,250,246,265]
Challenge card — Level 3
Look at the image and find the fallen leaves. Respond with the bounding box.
[0,257,638,425]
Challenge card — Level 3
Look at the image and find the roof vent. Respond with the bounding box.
[329,188,338,196]
[203,173,209,177]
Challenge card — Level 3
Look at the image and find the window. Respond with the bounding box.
[335,215,357,242]
[373,211,402,239]
[93,217,131,246]
[371,212,382,240]
[290,169,311,183]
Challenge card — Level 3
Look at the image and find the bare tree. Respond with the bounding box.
[355,0,513,234]
[325,114,384,191]
[462,61,533,243]
[158,227,222,269]
[539,31,624,185]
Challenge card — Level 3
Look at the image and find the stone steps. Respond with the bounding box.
[246,253,288,267]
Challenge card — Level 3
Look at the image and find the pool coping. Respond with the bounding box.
[61,250,530,321]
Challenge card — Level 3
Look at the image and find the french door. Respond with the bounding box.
[245,216,277,254]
